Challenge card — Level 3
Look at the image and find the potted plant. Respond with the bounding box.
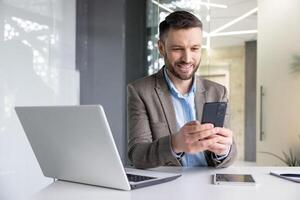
[260,148,300,166]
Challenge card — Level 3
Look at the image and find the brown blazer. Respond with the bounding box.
[127,67,237,169]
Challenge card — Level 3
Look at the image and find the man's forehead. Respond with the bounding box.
[169,26,202,32]
[165,27,201,37]
[164,27,202,45]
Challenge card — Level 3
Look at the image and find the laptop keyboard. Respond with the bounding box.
[127,174,155,182]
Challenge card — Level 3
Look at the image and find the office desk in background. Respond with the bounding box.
[30,166,300,200]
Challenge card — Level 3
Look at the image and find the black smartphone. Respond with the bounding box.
[201,102,227,127]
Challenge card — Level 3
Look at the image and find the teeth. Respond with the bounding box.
[177,64,193,73]
[181,65,189,68]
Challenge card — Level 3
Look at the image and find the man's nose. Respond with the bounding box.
[182,50,192,63]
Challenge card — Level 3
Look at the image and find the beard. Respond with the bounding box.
[165,58,200,80]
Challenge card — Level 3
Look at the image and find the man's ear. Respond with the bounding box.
[157,40,165,56]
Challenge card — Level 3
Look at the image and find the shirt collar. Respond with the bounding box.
[163,66,196,98]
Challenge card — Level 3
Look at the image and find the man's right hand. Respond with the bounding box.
[171,121,219,154]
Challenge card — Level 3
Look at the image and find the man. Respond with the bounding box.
[127,11,237,169]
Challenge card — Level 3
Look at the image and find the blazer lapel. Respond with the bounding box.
[195,77,207,122]
[154,68,178,134]
[154,70,208,134]
[195,77,217,166]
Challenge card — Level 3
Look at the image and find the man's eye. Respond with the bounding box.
[192,48,200,51]
[172,48,182,51]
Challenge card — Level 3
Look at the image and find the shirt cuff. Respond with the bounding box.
[170,146,184,160]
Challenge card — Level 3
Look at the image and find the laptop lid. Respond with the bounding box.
[15,105,131,190]
[15,105,180,190]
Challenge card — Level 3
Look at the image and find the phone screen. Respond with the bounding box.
[216,174,255,183]
[213,174,256,186]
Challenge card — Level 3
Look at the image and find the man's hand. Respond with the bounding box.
[207,127,233,156]
[171,121,219,154]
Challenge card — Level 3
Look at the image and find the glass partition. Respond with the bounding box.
[0,1,78,199]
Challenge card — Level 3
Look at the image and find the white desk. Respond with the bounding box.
[29,166,300,200]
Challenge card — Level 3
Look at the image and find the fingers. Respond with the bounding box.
[208,143,230,156]
[182,122,214,135]
[215,127,232,137]
[185,128,218,143]
[185,120,201,126]
[181,122,215,144]
[207,130,232,155]
[182,126,233,145]
[214,129,233,146]
[187,136,219,154]
[175,121,234,154]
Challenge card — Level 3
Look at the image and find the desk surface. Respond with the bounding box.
[30,166,300,200]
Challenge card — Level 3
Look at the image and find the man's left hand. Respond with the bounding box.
[207,127,233,156]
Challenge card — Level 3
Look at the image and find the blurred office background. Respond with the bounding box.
[1,0,300,199]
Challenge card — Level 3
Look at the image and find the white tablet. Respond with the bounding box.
[213,173,256,185]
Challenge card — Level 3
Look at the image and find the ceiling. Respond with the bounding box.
[153,0,257,48]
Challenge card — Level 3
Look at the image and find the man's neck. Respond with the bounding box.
[166,69,194,95]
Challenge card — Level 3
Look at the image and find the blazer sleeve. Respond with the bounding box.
[127,84,180,169]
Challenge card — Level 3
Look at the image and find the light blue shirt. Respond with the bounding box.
[163,68,208,167]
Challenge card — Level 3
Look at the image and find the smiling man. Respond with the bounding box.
[127,11,237,169]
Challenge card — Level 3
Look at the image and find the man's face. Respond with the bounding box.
[158,27,202,80]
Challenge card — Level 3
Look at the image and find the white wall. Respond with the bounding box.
[257,0,300,165]
[0,0,78,199]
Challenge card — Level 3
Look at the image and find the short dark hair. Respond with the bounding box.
[159,11,203,40]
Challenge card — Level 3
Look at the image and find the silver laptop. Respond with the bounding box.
[15,105,180,190]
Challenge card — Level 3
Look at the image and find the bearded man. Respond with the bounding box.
[127,11,237,169]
